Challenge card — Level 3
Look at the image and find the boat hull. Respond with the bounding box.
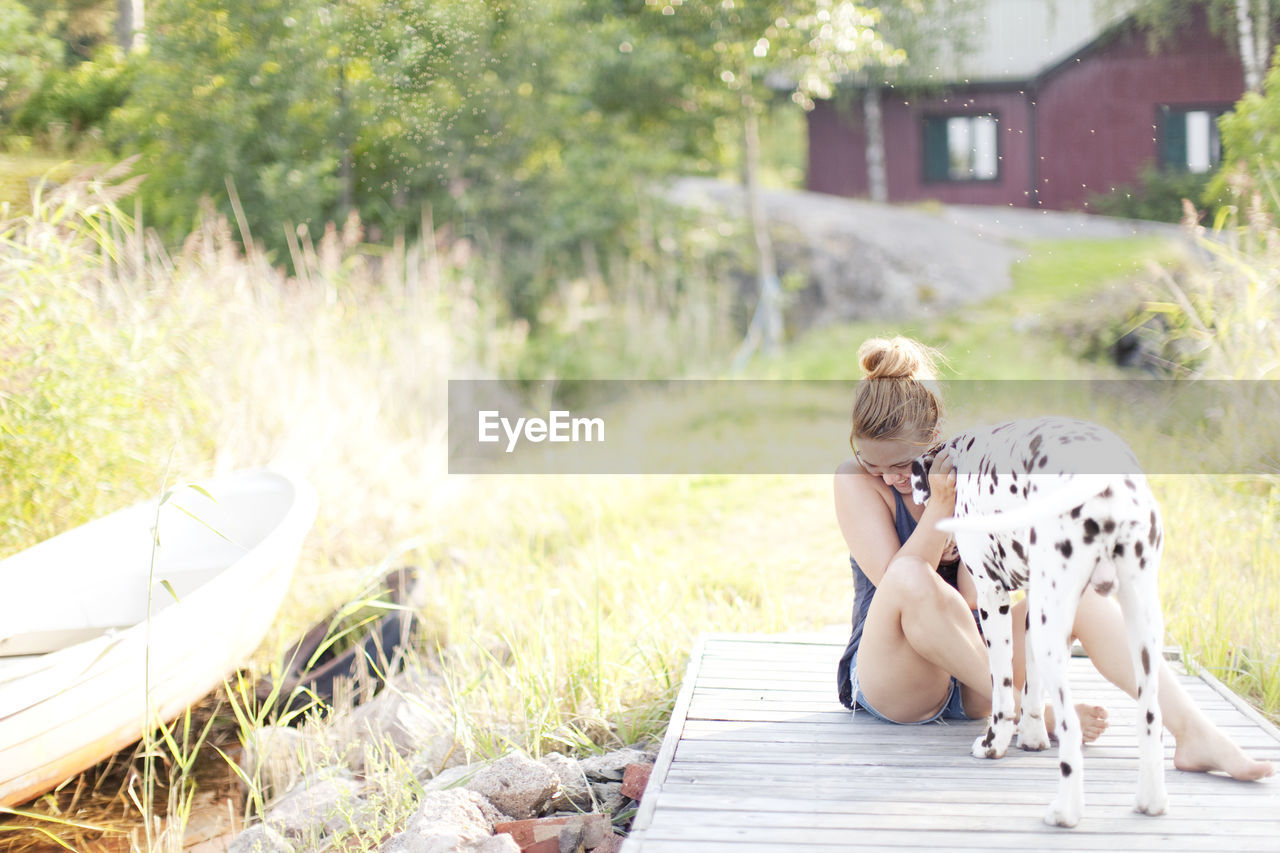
[0,469,318,807]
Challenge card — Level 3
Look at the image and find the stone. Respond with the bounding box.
[576,749,650,783]
[227,824,296,853]
[238,725,307,803]
[465,753,558,820]
[587,783,627,818]
[382,790,519,853]
[261,769,363,840]
[538,753,593,811]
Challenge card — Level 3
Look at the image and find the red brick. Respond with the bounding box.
[591,832,626,853]
[494,814,610,851]
[620,763,653,800]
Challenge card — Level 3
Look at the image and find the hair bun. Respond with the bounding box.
[858,336,938,381]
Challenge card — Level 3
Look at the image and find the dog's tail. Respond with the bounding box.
[936,475,1118,534]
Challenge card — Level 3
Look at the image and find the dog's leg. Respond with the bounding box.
[971,580,1017,760]
[1029,529,1087,828]
[1115,531,1169,817]
[1017,605,1051,751]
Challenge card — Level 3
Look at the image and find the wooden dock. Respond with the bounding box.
[625,633,1280,851]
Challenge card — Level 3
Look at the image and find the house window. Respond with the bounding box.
[923,114,999,182]
[1160,107,1226,174]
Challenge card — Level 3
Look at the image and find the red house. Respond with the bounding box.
[807,1,1248,211]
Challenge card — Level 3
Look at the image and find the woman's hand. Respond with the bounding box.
[927,448,958,517]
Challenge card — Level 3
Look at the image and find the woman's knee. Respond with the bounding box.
[880,556,945,604]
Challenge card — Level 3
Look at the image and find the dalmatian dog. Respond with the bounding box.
[910,416,1168,828]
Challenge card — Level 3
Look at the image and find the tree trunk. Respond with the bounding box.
[1236,0,1263,92]
[116,0,145,52]
[732,99,784,368]
[863,83,888,203]
[1256,0,1272,86]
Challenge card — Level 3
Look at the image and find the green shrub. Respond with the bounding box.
[1087,162,1218,223]
[14,46,136,138]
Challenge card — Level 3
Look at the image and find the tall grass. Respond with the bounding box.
[0,163,740,849]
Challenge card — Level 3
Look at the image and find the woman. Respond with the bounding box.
[833,335,1272,780]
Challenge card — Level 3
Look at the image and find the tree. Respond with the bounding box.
[852,0,982,203]
[1122,0,1278,92]
[644,0,901,361]
[0,0,61,121]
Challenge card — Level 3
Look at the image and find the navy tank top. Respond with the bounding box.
[836,488,917,708]
[835,487,964,708]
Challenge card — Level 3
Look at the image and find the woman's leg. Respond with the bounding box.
[854,556,993,722]
[1073,589,1274,781]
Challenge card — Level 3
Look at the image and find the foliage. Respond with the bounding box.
[16,0,119,62]
[1086,161,1218,223]
[1210,48,1280,218]
[0,0,61,121]
[0,164,206,556]
[14,44,135,137]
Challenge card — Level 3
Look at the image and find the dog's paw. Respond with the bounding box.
[1134,780,1168,816]
[971,729,1007,759]
[1017,714,1051,751]
[1043,800,1081,828]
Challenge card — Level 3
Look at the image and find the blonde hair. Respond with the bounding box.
[850,336,945,448]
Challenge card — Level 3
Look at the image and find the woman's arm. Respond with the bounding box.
[832,451,958,587]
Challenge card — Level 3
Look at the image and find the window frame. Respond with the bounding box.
[1157,104,1229,175]
[922,112,1002,184]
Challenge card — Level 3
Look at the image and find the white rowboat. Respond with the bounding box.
[0,469,318,807]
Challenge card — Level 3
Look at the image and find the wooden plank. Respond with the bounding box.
[622,634,1280,852]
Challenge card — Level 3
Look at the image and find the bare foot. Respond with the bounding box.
[1173,716,1275,780]
[1039,703,1110,743]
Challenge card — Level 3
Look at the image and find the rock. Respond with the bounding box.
[587,783,627,818]
[539,753,593,811]
[227,824,296,853]
[262,769,363,841]
[382,789,518,853]
[424,762,484,792]
[239,726,307,803]
[577,748,651,784]
[465,753,558,820]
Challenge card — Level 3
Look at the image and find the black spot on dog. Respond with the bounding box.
[1147,711,1155,725]
[1141,646,1151,676]
[1103,519,1115,534]
[998,603,1010,615]
[1059,688,1064,703]
[997,541,1006,559]
[1135,541,1144,558]
[1029,528,1037,545]
[992,471,999,487]
[1082,518,1099,544]
[1060,762,1073,777]
[1101,486,1114,499]
[1149,511,1158,543]
[1070,505,1082,519]
[1112,543,1125,558]
[1003,677,1013,688]
[966,437,976,451]
[1124,477,1137,491]
[1038,455,1048,468]
[979,608,989,621]
[1041,612,1047,625]
[1010,483,1018,494]
[1056,540,1073,559]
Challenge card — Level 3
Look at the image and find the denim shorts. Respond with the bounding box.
[849,653,973,724]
